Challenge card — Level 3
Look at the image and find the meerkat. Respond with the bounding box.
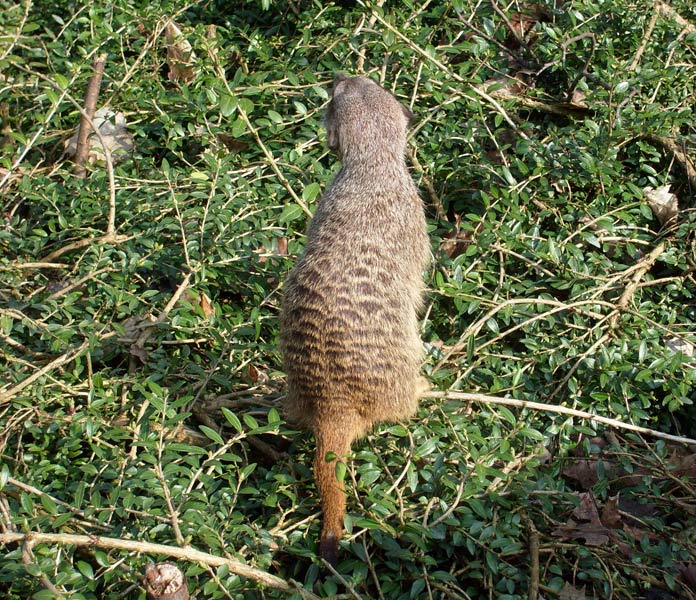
[279,74,430,566]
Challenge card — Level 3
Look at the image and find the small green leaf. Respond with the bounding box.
[220,94,237,117]
[335,461,346,482]
[279,203,304,225]
[302,182,321,203]
[221,408,242,432]
[200,425,224,445]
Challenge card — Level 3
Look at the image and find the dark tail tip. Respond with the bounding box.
[320,531,339,567]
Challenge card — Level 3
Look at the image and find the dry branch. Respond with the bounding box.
[609,241,665,327]
[0,532,321,599]
[426,390,696,446]
[524,514,540,600]
[22,538,66,599]
[644,134,696,191]
[655,0,696,34]
[629,9,660,71]
[74,54,107,178]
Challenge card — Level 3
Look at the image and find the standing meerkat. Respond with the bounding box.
[280,74,430,565]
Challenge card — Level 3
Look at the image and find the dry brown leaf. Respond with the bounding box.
[554,492,611,546]
[563,458,600,489]
[601,495,622,529]
[181,290,214,319]
[441,229,473,259]
[276,236,288,256]
[559,582,587,600]
[165,21,196,83]
[572,492,601,523]
[669,450,696,478]
[570,88,587,108]
[258,237,290,264]
[680,564,696,589]
[216,133,250,154]
[644,184,679,226]
[441,215,483,259]
[246,364,269,385]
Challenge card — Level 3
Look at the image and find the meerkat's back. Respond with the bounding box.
[280,75,429,565]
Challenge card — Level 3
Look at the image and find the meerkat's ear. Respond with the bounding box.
[327,121,340,152]
[331,74,349,99]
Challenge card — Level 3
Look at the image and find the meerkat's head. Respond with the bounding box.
[325,74,413,167]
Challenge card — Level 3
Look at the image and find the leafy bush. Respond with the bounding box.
[1,1,695,598]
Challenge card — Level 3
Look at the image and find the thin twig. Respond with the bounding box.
[235,107,312,218]
[0,262,69,270]
[433,298,612,372]
[427,479,465,527]
[355,0,386,73]
[11,64,123,257]
[40,233,130,263]
[322,559,364,600]
[655,0,696,34]
[362,4,529,139]
[154,463,185,547]
[0,340,91,404]
[643,134,696,190]
[22,538,66,600]
[131,272,193,353]
[74,54,107,178]
[490,0,533,55]
[425,390,696,446]
[523,513,540,600]
[45,267,113,301]
[407,146,446,220]
[608,242,665,327]
[6,477,109,530]
[629,9,660,71]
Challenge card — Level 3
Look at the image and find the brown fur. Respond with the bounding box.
[279,75,429,565]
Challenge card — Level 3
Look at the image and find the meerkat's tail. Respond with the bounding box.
[314,415,360,566]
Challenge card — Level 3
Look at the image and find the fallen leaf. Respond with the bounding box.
[664,336,696,369]
[680,564,696,589]
[601,495,622,529]
[553,492,610,546]
[559,581,587,600]
[572,493,601,525]
[563,458,599,489]
[644,184,679,226]
[165,21,196,83]
[216,133,249,153]
[441,216,483,259]
[569,88,588,108]
[182,290,214,319]
[246,364,268,385]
